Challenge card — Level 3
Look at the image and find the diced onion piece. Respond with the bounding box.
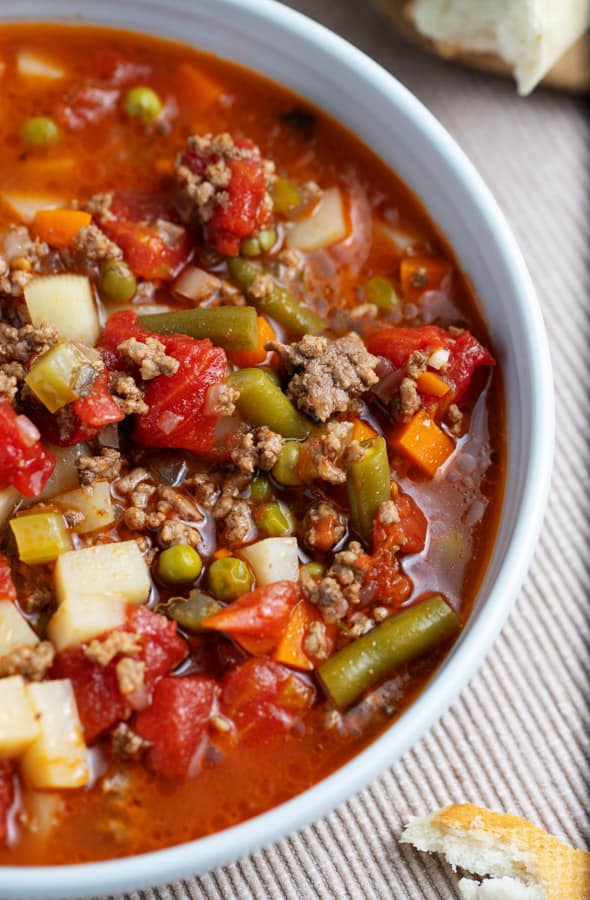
[54,541,151,607]
[17,51,65,80]
[428,347,450,370]
[24,274,100,346]
[373,220,421,254]
[47,594,126,652]
[173,266,220,303]
[286,187,348,252]
[238,537,299,586]
[0,486,19,528]
[0,600,39,654]
[21,680,89,789]
[53,482,115,535]
[0,193,64,224]
[39,444,86,499]
[0,676,40,758]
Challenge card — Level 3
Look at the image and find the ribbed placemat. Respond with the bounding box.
[109,2,589,897]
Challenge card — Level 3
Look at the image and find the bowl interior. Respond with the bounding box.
[0,2,553,897]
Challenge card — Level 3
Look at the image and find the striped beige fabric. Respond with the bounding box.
[111,2,589,897]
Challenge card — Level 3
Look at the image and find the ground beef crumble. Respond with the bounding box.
[306,421,362,485]
[397,376,422,422]
[301,541,365,624]
[109,371,148,415]
[228,425,284,474]
[118,337,179,380]
[0,322,59,386]
[268,333,379,422]
[84,631,141,666]
[208,383,239,417]
[302,620,331,661]
[76,448,122,487]
[71,223,121,262]
[116,468,204,549]
[0,641,55,681]
[301,501,346,552]
[115,657,145,697]
[111,723,151,761]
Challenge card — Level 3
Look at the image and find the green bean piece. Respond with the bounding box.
[319,595,460,708]
[250,475,273,504]
[227,258,326,337]
[365,276,401,311]
[272,441,303,486]
[347,436,391,545]
[300,561,325,580]
[160,590,222,633]
[123,86,163,123]
[227,368,311,439]
[99,259,137,303]
[255,502,295,537]
[139,306,258,351]
[271,178,302,215]
[21,116,61,150]
[208,557,254,602]
[157,545,203,585]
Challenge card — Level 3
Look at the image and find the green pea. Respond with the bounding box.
[208,557,253,602]
[21,116,61,150]
[272,441,303,486]
[301,561,325,580]
[123,86,163,123]
[250,475,273,504]
[157,545,203,585]
[271,178,301,215]
[99,259,137,303]
[257,227,277,253]
[365,276,401,311]
[240,236,261,257]
[160,590,222,632]
[255,502,295,537]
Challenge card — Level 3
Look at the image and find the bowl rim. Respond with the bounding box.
[0,0,554,895]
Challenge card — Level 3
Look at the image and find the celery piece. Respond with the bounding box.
[25,342,96,413]
[255,501,295,537]
[10,512,72,565]
[271,178,302,215]
[365,276,401,311]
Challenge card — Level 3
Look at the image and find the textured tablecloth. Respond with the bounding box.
[112,2,590,897]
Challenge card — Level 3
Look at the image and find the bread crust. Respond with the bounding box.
[375,0,590,94]
[401,804,590,900]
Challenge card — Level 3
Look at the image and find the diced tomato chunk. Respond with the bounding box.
[445,330,495,404]
[72,370,125,429]
[92,50,151,85]
[179,138,271,255]
[221,658,315,744]
[367,326,447,369]
[55,85,119,131]
[202,581,300,656]
[372,492,428,556]
[134,675,216,777]
[52,647,128,744]
[0,760,15,847]
[358,548,413,610]
[52,606,188,743]
[0,401,55,497]
[100,192,191,280]
[0,554,16,602]
[99,309,146,371]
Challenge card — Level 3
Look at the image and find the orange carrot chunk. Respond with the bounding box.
[352,417,378,442]
[273,600,336,671]
[176,62,227,113]
[390,408,454,477]
[229,316,276,367]
[31,208,91,248]
[416,371,451,398]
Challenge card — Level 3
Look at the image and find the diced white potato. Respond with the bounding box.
[239,537,299,586]
[20,790,65,839]
[0,193,64,224]
[0,676,40,758]
[20,680,89,789]
[373,220,421,254]
[286,187,348,252]
[0,486,19,529]
[24,275,99,346]
[53,482,115,535]
[47,594,126,652]
[38,444,85,499]
[17,51,65,80]
[0,601,39,653]
[54,541,151,607]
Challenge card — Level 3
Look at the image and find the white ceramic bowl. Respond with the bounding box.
[0,1,554,897]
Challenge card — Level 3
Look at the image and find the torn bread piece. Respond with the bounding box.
[400,804,590,899]
[411,0,590,95]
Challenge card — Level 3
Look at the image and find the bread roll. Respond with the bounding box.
[401,803,590,899]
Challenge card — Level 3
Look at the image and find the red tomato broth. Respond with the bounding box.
[0,24,505,864]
